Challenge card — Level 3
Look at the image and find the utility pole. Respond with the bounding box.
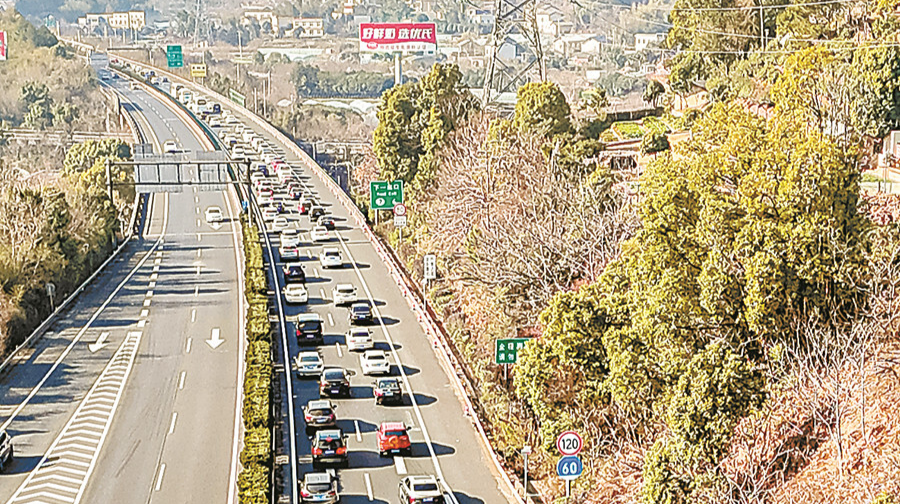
[482,0,545,106]
[193,0,203,48]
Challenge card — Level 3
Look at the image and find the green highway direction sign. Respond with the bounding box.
[166,45,183,68]
[495,338,529,365]
[229,88,246,107]
[370,180,403,210]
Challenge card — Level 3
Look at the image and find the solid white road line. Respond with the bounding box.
[155,464,166,491]
[149,281,156,289]
[364,473,373,501]
[355,420,361,442]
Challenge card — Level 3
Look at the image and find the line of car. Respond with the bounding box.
[196,104,446,504]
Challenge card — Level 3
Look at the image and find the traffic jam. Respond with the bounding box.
[197,101,451,503]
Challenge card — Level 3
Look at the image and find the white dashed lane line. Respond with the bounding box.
[178,372,186,390]
[168,413,177,435]
[154,463,166,492]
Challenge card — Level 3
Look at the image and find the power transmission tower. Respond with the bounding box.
[192,0,203,48]
[482,0,545,106]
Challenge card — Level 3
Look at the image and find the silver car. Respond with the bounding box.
[299,471,339,503]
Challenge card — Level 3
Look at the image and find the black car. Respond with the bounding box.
[310,429,349,469]
[319,368,351,398]
[349,302,374,325]
[309,206,326,221]
[283,263,306,283]
[295,315,324,346]
[317,215,336,230]
[373,377,403,405]
[289,187,303,200]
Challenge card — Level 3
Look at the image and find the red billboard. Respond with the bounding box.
[0,31,7,61]
[359,23,437,53]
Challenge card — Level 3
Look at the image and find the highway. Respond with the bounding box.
[184,68,512,502]
[0,57,244,504]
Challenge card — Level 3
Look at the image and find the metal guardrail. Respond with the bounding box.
[1,128,131,145]
[110,53,527,504]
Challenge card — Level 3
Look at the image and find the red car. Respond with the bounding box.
[376,422,411,457]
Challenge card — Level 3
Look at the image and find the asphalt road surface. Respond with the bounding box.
[0,57,244,504]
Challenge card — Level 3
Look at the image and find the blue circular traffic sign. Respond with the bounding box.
[556,455,583,480]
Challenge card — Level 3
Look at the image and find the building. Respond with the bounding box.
[536,5,566,37]
[77,10,145,31]
[635,32,666,51]
[289,17,324,37]
[242,6,279,33]
[551,33,602,58]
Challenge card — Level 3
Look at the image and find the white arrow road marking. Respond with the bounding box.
[206,328,224,349]
[210,222,222,230]
[88,333,109,353]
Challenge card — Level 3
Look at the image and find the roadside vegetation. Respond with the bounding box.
[0,10,133,360]
[353,2,900,496]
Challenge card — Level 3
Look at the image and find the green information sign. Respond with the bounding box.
[370,180,403,210]
[166,45,183,68]
[495,338,529,365]
[229,88,246,107]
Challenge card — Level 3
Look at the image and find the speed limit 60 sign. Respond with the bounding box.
[556,455,583,480]
[556,431,583,456]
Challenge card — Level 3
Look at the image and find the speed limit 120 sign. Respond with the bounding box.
[556,431,583,456]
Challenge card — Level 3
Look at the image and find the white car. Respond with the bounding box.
[163,140,178,153]
[279,243,299,260]
[295,351,323,377]
[262,207,278,221]
[332,284,357,305]
[284,283,308,304]
[360,350,391,376]
[272,216,290,232]
[310,226,329,242]
[281,228,301,247]
[346,328,373,351]
[204,206,224,223]
[320,247,342,268]
[258,195,275,206]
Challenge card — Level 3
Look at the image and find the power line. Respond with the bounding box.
[582,0,860,13]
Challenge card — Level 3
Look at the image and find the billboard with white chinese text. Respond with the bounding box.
[359,23,437,53]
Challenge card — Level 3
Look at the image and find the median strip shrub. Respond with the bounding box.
[238,215,273,504]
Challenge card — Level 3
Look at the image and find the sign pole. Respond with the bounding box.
[523,446,530,501]
[394,52,402,87]
[566,480,570,500]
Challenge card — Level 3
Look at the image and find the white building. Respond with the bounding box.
[536,5,566,37]
[289,17,324,37]
[634,32,666,51]
[242,7,279,33]
[77,10,145,31]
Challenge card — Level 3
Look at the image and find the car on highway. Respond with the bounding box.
[373,377,403,406]
[319,368,351,398]
[310,225,329,242]
[262,206,278,221]
[279,243,299,260]
[295,351,324,378]
[376,422,411,457]
[250,171,266,184]
[302,399,336,432]
[346,327,373,351]
[163,139,179,153]
[272,216,290,232]
[204,206,224,223]
[320,247,342,269]
[360,349,391,375]
[281,228,301,247]
[0,429,13,470]
[349,301,374,325]
[310,429,349,469]
[298,198,316,215]
[257,186,274,198]
[332,284,357,305]
[295,314,324,346]
[283,263,306,283]
[284,283,309,304]
[299,471,339,503]
[288,186,304,200]
[309,205,326,221]
[399,475,444,504]
[317,214,336,230]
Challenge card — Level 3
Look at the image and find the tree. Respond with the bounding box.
[642,80,665,107]
[513,82,572,137]
[640,131,669,155]
[851,43,900,138]
[291,64,320,97]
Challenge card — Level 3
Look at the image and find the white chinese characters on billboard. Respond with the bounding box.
[0,31,7,61]
[359,23,437,53]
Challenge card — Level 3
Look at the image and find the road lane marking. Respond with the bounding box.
[185,338,192,354]
[327,312,334,327]
[364,473,373,501]
[149,281,156,289]
[140,309,149,318]
[336,342,342,358]
[168,413,177,434]
[196,265,201,276]
[87,333,109,353]
[306,249,311,258]
[7,332,143,504]
[194,285,199,297]
[146,290,153,297]
[198,233,202,241]
[143,299,151,307]
[150,273,158,281]
[395,455,407,475]
[355,420,361,442]
[197,248,202,258]
[195,207,199,215]
[197,218,201,227]
[313,268,319,277]
[178,372,186,390]
[191,309,196,322]
[138,320,147,328]
[155,464,166,491]
[319,289,326,300]
[195,196,199,203]
[154,258,161,265]
[207,328,224,349]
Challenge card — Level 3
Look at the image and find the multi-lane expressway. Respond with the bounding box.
[0,52,512,504]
